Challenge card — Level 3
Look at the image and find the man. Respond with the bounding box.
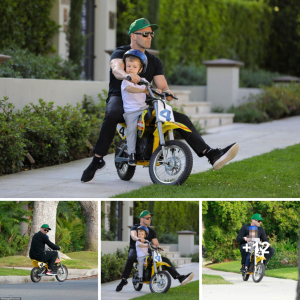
[236,213,275,272]
[116,210,194,292]
[29,224,61,275]
[81,18,239,183]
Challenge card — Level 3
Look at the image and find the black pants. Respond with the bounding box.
[93,95,209,157]
[34,251,58,270]
[122,248,180,279]
[240,244,275,265]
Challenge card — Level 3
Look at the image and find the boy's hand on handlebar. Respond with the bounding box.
[126,73,141,85]
[140,238,146,243]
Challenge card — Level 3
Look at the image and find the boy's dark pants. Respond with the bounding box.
[122,248,179,279]
[240,244,275,265]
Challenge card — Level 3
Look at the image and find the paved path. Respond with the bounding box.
[101,262,199,300]
[202,267,297,299]
[1,116,300,198]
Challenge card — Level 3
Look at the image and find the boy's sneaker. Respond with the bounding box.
[178,272,194,286]
[206,143,239,170]
[240,265,246,272]
[46,270,57,276]
[128,153,137,166]
[81,157,106,183]
[116,278,128,292]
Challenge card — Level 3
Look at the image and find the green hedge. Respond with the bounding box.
[0,0,59,54]
[158,0,272,75]
[0,47,79,80]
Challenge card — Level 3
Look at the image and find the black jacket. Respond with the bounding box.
[29,231,60,259]
[236,223,269,245]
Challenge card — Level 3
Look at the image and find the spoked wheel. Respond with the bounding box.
[115,140,136,181]
[149,271,171,293]
[252,262,265,283]
[132,271,143,291]
[242,272,250,281]
[55,265,68,282]
[30,267,42,283]
[149,140,193,185]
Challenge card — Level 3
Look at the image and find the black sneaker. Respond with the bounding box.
[206,143,239,170]
[128,153,137,166]
[240,266,246,272]
[81,157,106,183]
[116,278,128,292]
[178,272,194,286]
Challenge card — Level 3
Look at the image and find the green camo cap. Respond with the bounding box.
[128,18,159,36]
[251,213,264,221]
[139,210,154,218]
[41,224,51,230]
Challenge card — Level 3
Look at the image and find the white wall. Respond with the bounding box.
[169,85,207,102]
[0,78,108,110]
[122,201,133,242]
[238,88,262,106]
[101,241,128,254]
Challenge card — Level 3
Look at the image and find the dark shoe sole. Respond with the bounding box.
[213,143,239,170]
[128,162,137,166]
[81,162,106,183]
[181,272,194,286]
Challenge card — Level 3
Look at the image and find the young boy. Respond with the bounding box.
[244,226,260,272]
[135,225,149,283]
[121,49,161,166]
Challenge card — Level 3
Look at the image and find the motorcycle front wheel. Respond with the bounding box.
[115,140,136,181]
[55,265,68,282]
[252,262,265,283]
[132,271,143,291]
[149,271,171,293]
[30,267,42,283]
[149,140,193,185]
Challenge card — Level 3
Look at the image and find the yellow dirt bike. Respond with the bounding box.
[132,241,171,293]
[115,77,193,185]
[242,241,270,283]
[30,250,68,283]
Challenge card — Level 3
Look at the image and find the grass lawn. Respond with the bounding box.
[131,280,199,300]
[0,251,98,269]
[112,143,300,198]
[0,268,30,276]
[202,274,232,284]
[207,261,298,281]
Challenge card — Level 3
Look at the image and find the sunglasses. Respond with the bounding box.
[143,217,152,220]
[134,31,155,38]
[43,229,49,232]
[255,220,262,223]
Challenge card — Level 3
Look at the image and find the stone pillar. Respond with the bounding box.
[273,76,300,84]
[122,201,133,242]
[94,0,116,81]
[177,230,196,255]
[203,58,244,109]
[50,0,70,60]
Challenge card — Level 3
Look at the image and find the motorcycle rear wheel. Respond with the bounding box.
[30,267,42,283]
[115,140,136,181]
[252,262,265,283]
[149,140,193,185]
[55,265,68,282]
[149,271,171,293]
[132,271,143,291]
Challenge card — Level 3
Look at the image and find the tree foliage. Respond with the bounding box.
[0,0,59,54]
[203,201,300,262]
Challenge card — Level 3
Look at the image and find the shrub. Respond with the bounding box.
[159,233,178,244]
[0,47,80,80]
[167,64,206,85]
[101,246,135,283]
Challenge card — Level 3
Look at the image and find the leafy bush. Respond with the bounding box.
[101,246,135,283]
[159,233,178,244]
[0,47,80,80]
[101,228,116,241]
[167,64,206,85]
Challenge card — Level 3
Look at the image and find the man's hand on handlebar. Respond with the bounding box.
[126,73,140,84]
[164,90,174,102]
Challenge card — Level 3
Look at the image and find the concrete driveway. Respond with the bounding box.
[1,116,300,198]
[203,267,297,299]
[101,262,199,300]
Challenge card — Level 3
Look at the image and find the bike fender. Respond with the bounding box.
[153,121,191,137]
[151,262,171,277]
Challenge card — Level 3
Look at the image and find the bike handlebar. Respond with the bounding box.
[144,240,164,251]
[126,76,178,100]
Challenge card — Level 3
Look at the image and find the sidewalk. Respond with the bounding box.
[1,116,300,198]
[101,262,199,300]
[0,267,98,284]
[202,267,297,299]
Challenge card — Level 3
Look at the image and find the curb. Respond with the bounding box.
[0,268,98,284]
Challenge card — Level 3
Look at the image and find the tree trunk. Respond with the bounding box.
[19,201,59,257]
[296,223,300,299]
[80,201,98,252]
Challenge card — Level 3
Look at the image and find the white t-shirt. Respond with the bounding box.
[136,241,149,257]
[121,78,149,113]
